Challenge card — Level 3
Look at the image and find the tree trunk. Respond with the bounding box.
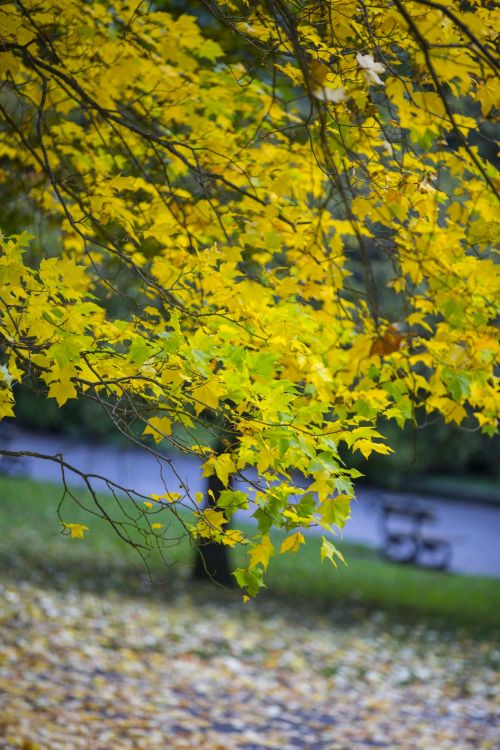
[192,435,235,586]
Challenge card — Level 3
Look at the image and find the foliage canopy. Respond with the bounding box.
[0,0,498,594]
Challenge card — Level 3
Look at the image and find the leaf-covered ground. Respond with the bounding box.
[0,580,498,750]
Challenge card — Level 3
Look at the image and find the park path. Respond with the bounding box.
[1,426,499,578]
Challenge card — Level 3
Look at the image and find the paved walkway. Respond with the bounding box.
[1,426,499,577]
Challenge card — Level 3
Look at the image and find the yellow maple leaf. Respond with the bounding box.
[221,529,246,547]
[320,536,346,568]
[352,439,393,459]
[193,379,226,414]
[63,522,89,539]
[143,416,172,443]
[0,390,15,419]
[195,508,228,539]
[47,377,77,407]
[309,60,330,87]
[249,534,275,570]
[280,531,305,554]
[213,453,236,487]
[150,491,182,503]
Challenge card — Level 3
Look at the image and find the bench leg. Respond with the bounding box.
[382,532,418,564]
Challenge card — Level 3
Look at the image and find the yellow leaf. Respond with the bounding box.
[308,472,335,502]
[213,453,236,487]
[150,491,181,503]
[195,508,228,539]
[47,377,77,407]
[143,416,172,443]
[151,523,163,530]
[353,439,393,459]
[280,531,305,554]
[320,536,346,568]
[443,402,467,425]
[204,508,227,530]
[283,509,312,525]
[0,389,15,419]
[249,534,275,570]
[63,522,89,539]
[221,529,245,547]
[193,379,226,414]
[309,60,330,87]
[144,501,153,508]
[168,492,182,502]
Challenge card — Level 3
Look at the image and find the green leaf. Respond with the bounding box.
[297,492,316,518]
[319,494,352,530]
[217,489,249,519]
[233,566,265,596]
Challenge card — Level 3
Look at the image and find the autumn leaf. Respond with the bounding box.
[207,453,236,488]
[221,528,246,547]
[356,52,386,85]
[149,492,182,504]
[370,325,407,356]
[62,522,89,539]
[280,531,305,554]
[352,439,393,460]
[319,494,352,530]
[320,536,347,568]
[143,416,173,443]
[249,534,275,570]
[47,378,77,407]
[309,60,330,87]
[1,580,497,748]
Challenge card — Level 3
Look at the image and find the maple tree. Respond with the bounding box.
[0,0,498,595]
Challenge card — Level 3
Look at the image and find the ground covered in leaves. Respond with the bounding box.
[0,580,498,750]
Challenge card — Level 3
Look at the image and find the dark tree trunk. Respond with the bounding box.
[192,435,235,586]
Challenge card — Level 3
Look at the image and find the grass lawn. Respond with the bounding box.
[0,474,498,638]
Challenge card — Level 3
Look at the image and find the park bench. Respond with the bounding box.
[380,497,452,570]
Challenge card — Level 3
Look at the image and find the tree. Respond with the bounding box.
[0,0,498,596]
